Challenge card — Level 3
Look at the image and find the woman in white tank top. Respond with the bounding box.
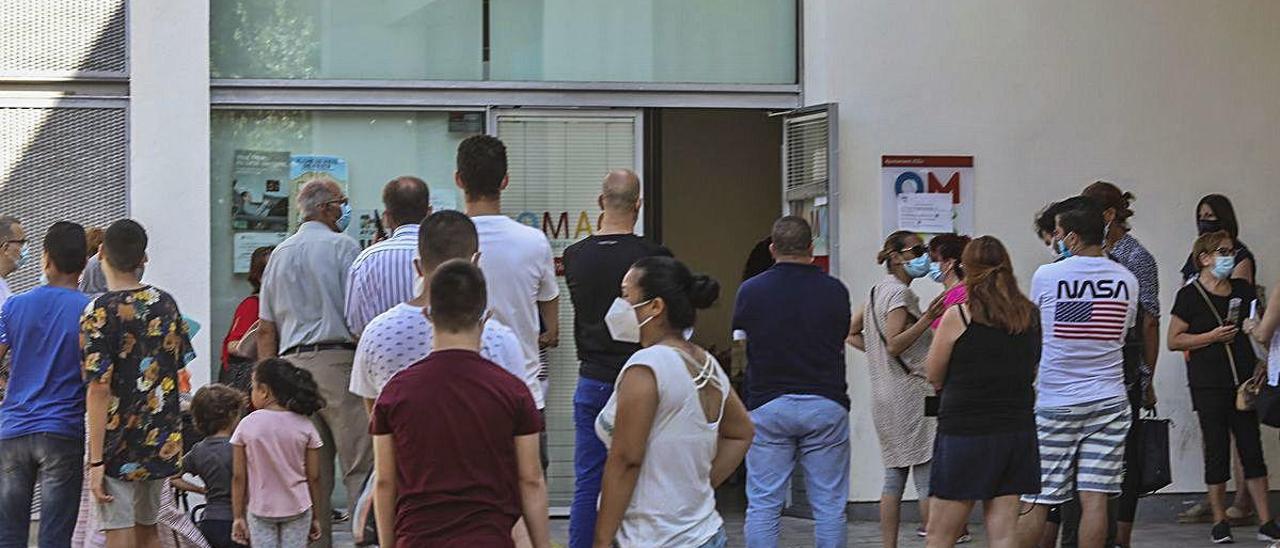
[593,257,754,548]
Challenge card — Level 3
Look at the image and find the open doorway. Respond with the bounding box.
[655,108,783,357]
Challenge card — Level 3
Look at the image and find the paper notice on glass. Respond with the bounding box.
[897,193,954,233]
[233,232,287,274]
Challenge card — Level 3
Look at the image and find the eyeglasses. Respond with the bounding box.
[1211,247,1237,256]
[898,244,927,258]
[2,239,26,248]
[322,198,349,208]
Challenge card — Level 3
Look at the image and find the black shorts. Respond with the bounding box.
[930,429,1041,501]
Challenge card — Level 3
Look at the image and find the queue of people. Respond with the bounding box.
[0,128,1278,548]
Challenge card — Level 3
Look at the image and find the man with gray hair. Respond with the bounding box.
[561,169,670,548]
[0,216,28,305]
[733,215,852,547]
[256,177,367,548]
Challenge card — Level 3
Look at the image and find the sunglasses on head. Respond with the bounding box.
[897,244,927,258]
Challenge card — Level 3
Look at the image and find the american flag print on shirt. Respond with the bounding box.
[1053,300,1129,341]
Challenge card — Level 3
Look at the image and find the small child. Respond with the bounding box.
[230,359,325,548]
[172,384,246,548]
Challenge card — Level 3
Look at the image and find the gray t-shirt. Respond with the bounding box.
[183,436,233,521]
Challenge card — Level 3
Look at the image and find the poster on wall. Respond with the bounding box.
[288,155,349,232]
[232,232,287,273]
[231,150,290,232]
[881,155,974,237]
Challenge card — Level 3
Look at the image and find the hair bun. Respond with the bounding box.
[687,274,720,310]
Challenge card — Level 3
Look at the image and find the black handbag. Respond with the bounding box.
[1128,410,1172,495]
[1255,382,1280,427]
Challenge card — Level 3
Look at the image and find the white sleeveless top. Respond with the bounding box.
[595,344,730,548]
[1270,331,1280,378]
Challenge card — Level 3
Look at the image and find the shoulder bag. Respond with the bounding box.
[868,287,917,376]
[1192,281,1264,411]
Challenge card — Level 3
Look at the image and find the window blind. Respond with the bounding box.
[496,113,639,509]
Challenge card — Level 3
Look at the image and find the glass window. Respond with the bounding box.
[209,109,480,363]
[489,0,796,84]
[210,0,483,79]
[210,0,796,84]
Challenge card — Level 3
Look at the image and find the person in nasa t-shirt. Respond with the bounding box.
[1016,201,1138,548]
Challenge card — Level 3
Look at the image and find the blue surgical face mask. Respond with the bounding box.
[904,254,931,279]
[15,244,29,269]
[1212,255,1236,279]
[927,261,946,283]
[336,202,353,232]
[1056,238,1074,259]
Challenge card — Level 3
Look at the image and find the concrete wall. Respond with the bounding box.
[660,109,782,356]
[130,0,213,387]
[806,0,1280,501]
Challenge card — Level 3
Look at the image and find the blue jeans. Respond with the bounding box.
[0,433,84,548]
[745,395,850,548]
[698,526,728,548]
[570,376,615,548]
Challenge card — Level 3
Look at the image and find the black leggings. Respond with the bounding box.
[1194,388,1267,485]
[1117,390,1142,523]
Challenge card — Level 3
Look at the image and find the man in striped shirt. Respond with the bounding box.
[345,176,432,337]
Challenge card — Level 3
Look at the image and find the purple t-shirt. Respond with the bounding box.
[931,285,969,329]
[230,409,323,518]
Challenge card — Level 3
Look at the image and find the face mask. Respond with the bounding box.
[39,272,48,285]
[1192,218,1223,235]
[1211,255,1236,279]
[1057,238,1074,259]
[682,327,695,341]
[1047,243,1062,261]
[604,297,654,344]
[903,254,931,279]
[927,261,946,283]
[14,244,29,269]
[336,202,353,232]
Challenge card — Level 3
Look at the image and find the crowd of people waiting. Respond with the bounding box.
[0,131,1277,548]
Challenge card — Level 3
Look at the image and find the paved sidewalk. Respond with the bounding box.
[545,516,1275,548]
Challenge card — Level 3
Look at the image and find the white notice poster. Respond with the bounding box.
[233,232,287,273]
[897,193,954,233]
[881,155,975,236]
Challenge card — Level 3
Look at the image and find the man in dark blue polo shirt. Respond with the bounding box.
[734,215,851,548]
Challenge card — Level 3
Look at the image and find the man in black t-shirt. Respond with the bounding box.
[561,169,670,548]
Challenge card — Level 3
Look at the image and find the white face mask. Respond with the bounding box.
[604,297,654,344]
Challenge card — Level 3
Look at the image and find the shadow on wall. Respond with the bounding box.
[0,1,128,292]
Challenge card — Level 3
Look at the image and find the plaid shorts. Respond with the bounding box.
[1021,396,1132,506]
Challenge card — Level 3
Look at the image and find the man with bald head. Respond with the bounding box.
[561,168,670,548]
[257,177,368,548]
[345,175,432,336]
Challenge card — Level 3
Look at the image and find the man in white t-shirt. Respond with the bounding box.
[349,210,531,409]
[454,135,558,413]
[1017,198,1138,548]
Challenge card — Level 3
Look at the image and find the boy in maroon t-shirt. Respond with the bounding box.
[370,259,549,548]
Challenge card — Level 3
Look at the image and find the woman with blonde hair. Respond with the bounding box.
[924,236,1041,548]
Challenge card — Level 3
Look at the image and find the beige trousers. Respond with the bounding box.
[285,348,371,548]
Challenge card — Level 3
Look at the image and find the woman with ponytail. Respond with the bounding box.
[592,256,753,548]
[923,236,1041,548]
[853,230,946,547]
[230,359,327,547]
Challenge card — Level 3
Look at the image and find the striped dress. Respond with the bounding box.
[862,276,937,468]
